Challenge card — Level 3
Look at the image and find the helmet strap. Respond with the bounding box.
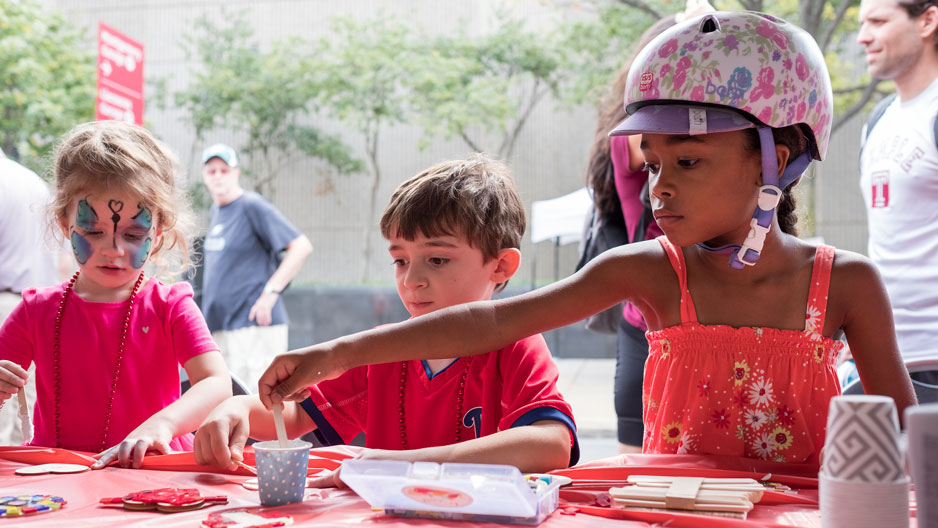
[695,127,812,269]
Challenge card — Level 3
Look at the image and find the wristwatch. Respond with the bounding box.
[262,285,281,295]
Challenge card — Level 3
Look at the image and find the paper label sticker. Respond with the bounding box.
[402,485,473,508]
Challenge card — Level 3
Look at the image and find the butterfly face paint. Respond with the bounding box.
[69,198,98,264]
[129,204,153,269]
[67,193,158,282]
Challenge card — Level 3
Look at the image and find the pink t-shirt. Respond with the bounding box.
[610,135,663,330]
[0,279,217,453]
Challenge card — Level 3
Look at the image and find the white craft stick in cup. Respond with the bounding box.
[272,402,288,448]
[17,387,32,444]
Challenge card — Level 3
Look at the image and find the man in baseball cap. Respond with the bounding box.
[200,143,313,389]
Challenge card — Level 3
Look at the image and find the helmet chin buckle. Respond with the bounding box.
[734,185,782,268]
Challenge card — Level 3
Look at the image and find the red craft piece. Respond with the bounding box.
[100,488,227,513]
[203,508,294,528]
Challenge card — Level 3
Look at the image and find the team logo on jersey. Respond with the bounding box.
[871,171,890,208]
[463,407,482,438]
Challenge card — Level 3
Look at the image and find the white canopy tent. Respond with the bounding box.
[529,187,591,284]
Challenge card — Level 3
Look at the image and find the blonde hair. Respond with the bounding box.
[50,121,194,276]
[380,154,526,292]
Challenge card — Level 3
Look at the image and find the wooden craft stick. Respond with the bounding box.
[611,486,756,505]
[272,403,288,447]
[614,497,753,512]
[16,386,32,443]
[610,476,762,515]
[235,460,257,475]
[666,477,703,509]
[614,500,751,519]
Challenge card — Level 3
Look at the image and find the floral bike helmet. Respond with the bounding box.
[610,11,834,269]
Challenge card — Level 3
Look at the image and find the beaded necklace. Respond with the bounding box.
[398,357,473,449]
[53,270,145,451]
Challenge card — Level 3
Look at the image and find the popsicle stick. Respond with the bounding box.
[235,460,257,475]
[629,476,759,484]
[17,386,32,443]
[611,486,755,505]
[614,498,753,514]
[272,402,288,447]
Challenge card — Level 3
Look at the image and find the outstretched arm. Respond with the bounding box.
[308,421,572,488]
[834,253,917,422]
[92,351,231,469]
[250,234,313,326]
[258,244,663,409]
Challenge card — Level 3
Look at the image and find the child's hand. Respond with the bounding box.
[306,467,346,488]
[192,399,251,471]
[306,449,379,489]
[0,360,27,402]
[91,420,174,469]
[258,348,347,410]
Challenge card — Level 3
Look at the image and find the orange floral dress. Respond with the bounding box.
[642,236,842,465]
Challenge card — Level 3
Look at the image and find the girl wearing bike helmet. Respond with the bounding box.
[256,11,916,466]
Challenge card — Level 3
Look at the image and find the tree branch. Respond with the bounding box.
[501,80,547,160]
[459,131,485,153]
[613,0,659,19]
[831,79,882,134]
[820,0,854,53]
[833,83,886,95]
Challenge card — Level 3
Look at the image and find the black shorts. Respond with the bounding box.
[614,318,649,447]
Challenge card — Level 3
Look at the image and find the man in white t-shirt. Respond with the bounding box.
[858,0,938,375]
[0,149,61,444]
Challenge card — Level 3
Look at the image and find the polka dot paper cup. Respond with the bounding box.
[253,439,312,506]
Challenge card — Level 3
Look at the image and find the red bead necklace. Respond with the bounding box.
[53,270,145,451]
[398,357,472,449]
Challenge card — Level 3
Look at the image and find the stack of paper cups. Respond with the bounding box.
[820,395,909,527]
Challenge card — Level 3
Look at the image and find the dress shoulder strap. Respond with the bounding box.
[656,235,698,324]
[804,244,836,335]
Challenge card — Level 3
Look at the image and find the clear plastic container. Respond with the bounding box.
[340,460,561,525]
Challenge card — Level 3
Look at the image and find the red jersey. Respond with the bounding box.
[300,334,579,465]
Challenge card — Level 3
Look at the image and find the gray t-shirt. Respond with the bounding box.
[201,191,301,332]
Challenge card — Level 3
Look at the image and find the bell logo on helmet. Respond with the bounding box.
[639,72,654,92]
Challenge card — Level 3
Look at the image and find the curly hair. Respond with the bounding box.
[50,121,195,275]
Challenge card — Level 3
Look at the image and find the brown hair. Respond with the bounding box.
[743,125,811,236]
[380,154,525,292]
[586,16,678,219]
[899,0,938,50]
[51,121,194,274]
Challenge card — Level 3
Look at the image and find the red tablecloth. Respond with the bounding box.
[0,447,917,527]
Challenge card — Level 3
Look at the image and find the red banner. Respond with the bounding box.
[96,22,144,125]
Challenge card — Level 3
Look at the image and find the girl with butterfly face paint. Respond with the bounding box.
[67,196,157,300]
[0,121,231,470]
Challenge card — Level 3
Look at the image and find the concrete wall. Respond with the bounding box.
[48,0,594,288]
[281,285,618,359]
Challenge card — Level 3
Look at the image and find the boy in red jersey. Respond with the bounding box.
[194,154,578,482]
